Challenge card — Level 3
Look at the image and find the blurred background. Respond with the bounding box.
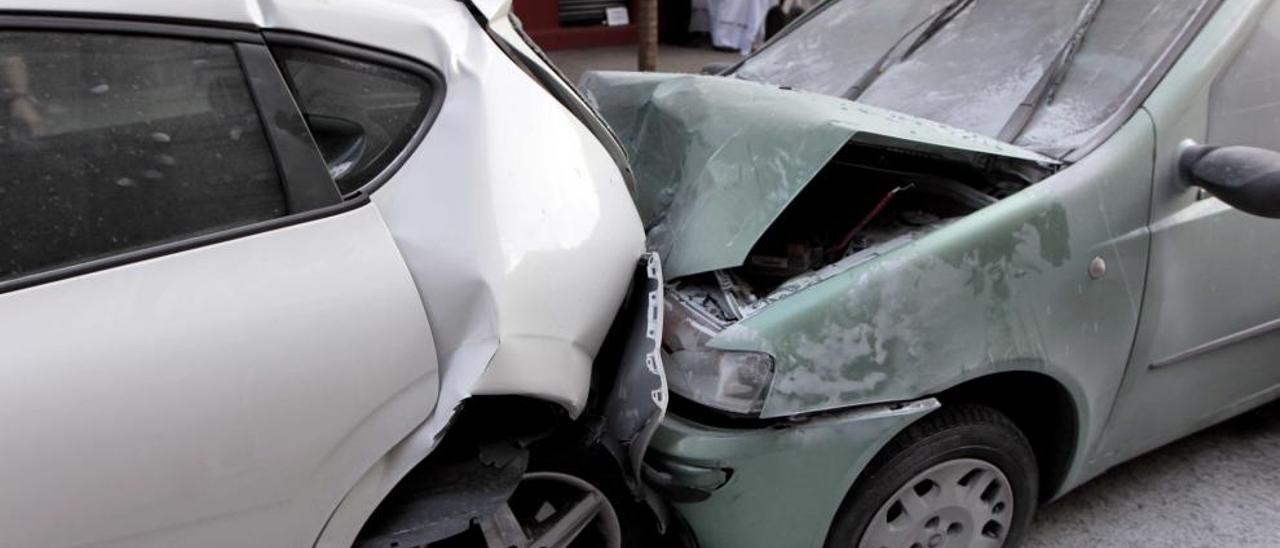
[514,0,818,81]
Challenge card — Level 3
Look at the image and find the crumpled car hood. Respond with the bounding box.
[580,71,1055,280]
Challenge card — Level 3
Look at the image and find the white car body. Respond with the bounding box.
[0,1,647,546]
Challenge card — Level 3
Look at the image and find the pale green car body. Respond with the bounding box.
[585,0,1280,546]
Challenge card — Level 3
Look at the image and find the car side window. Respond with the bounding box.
[0,31,286,284]
[271,46,436,195]
[1208,2,1280,152]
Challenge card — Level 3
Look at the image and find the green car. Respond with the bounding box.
[581,0,1280,546]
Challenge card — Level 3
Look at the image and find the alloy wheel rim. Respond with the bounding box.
[858,458,1014,548]
[478,471,622,548]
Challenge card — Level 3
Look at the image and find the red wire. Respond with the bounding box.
[827,184,912,257]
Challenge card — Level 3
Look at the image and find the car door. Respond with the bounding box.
[0,19,439,548]
[1098,0,1280,465]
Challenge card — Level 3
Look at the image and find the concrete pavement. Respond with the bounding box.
[1026,400,1280,547]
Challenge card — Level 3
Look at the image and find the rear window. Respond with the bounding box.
[273,47,435,195]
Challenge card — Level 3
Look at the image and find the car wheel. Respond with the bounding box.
[477,471,622,548]
[825,405,1038,548]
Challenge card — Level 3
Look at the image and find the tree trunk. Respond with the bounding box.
[637,0,658,71]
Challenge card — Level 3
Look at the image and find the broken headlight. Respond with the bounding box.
[663,294,775,416]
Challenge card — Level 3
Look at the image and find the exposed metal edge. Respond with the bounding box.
[776,396,942,426]
[836,397,941,422]
[1150,317,1280,369]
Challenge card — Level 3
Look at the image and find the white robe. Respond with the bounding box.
[690,0,780,55]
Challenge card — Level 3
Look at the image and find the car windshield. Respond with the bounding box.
[733,0,1205,155]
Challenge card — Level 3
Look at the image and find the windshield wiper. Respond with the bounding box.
[843,0,975,101]
[997,0,1106,143]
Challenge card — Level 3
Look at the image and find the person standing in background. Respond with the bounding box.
[765,0,820,39]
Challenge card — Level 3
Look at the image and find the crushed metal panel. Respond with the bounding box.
[704,113,1157,420]
[580,72,1055,280]
[602,252,668,489]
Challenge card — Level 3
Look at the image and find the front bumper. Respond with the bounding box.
[644,399,939,548]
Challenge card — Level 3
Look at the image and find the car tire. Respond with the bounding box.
[825,405,1039,548]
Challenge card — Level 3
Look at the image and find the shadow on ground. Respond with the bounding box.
[1026,400,1280,547]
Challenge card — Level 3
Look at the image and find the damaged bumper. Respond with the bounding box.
[602,252,669,488]
[644,398,939,548]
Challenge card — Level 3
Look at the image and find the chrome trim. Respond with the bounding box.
[1149,317,1280,369]
[838,397,941,422]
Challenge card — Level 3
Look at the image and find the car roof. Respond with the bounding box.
[0,0,258,26]
[0,0,469,57]
[2,0,468,24]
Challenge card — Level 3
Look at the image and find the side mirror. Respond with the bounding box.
[1180,141,1280,218]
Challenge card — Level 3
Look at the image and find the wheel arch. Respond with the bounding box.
[932,370,1082,502]
[313,395,568,548]
[820,371,1082,547]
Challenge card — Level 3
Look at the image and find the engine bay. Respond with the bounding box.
[669,142,1050,323]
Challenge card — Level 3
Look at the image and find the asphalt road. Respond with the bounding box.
[1024,400,1280,547]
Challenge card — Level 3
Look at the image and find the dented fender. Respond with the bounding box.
[700,114,1162,506]
[621,85,1160,519]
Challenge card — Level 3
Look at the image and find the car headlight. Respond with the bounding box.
[663,294,775,416]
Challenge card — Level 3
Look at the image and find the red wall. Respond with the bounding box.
[513,0,639,50]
